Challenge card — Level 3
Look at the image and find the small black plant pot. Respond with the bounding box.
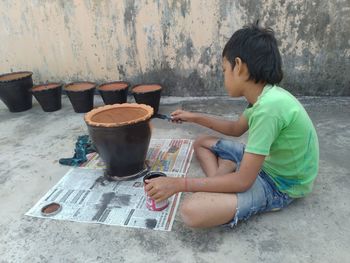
[0,71,33,112]
[64,82,96,113]
[132,84,162,115]
[31,83,62,112]
[98,81,129,105]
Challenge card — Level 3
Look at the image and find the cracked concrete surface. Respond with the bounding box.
[0,96,349,263]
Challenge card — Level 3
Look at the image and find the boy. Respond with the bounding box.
[145,22,319,228]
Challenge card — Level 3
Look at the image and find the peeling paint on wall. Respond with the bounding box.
[0,0,349,96]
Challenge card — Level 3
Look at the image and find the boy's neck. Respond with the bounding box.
[242,81,266,105]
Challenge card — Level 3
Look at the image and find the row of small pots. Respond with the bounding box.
[0,71,162,114]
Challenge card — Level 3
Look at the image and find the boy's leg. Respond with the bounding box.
[180,192,237,228]
[193,135,236,177]
[180,172,295,228]
[180,137,246,228]
[217,158,237,176]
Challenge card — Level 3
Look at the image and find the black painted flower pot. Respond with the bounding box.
[64,82,96,113]
[31,83,62,112]
[132,84,162,115]
[98,81,129,105]
[0,71,33,112]
[85,103,154,180]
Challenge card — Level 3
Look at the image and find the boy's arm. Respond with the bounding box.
[171,110,249,137]
[145,152,265,203]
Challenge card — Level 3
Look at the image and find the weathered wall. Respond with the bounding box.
[0,0,349,96]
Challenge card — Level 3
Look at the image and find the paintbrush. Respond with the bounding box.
[154,113,173,121]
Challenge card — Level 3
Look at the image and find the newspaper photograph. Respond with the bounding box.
[26,139,193,231]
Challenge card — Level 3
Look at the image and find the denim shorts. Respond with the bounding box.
[211,139,294,227]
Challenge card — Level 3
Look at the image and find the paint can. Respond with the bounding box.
[143,172,169,211]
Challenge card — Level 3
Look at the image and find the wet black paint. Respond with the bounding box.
[145,218,157,229]
[92,192,116,221]
[92,192,132,221]
[89,176,108,190]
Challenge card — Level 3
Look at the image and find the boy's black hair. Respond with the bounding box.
[222,21,283,84]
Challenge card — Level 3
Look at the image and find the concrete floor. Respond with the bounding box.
[0,95,349,263]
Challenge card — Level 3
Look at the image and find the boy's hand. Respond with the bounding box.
[171,109,196,123]
[144,177,182,203]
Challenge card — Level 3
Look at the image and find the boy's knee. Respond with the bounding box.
[193,135,217,152]
[193,135,207,149]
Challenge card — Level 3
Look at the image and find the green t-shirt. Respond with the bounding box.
[243,84,319,198]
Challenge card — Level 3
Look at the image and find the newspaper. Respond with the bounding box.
[26,139,193,231]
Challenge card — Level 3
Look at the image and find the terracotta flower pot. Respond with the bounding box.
[85,103,154,180]
[0,71,33,112]
[64,82,96,113]
[31,83,62,112]
[98,81,129,105]
[132,84,162,115]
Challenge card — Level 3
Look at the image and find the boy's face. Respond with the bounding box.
[222,57,240,97]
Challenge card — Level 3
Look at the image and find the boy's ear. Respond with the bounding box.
[234,57,243,74]
[234,57,248,78]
